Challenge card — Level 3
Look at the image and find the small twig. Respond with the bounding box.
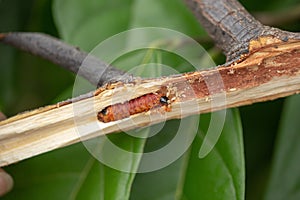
[0,32,134,86]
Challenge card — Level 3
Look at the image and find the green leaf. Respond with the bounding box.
[129,0,205,36]
[183,109,245,200]
[130,109,245,200]
[53,0,135,51]
[53,0,205,51]
[130,155,188,200]
[3,141,141,200]
[240,100,283,200]
[264,94,300,200]
[75,134,146,200]
[129,118,198,200]
[3,143,91,200]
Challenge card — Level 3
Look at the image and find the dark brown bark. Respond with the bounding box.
[184,0,300,62]
[0,32,134,86]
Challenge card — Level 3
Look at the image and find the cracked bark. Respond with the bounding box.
[184,0,300,62]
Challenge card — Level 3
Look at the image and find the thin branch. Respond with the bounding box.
[0,39,300,166]
[184,0,300,62]
[0,32,134,86]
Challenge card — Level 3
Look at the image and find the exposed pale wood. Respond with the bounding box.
[0,39,300,167]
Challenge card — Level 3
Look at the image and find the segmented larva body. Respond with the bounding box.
[98,93,169,123]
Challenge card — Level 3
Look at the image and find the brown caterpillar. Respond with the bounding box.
[97,93,169,123]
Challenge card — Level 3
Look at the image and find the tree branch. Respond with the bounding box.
[184,0,300,62]
[0,32,134,86]
[0,0,300,166]
[0,39,300,166]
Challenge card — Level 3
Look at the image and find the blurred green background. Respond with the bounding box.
[0,0,300,199]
